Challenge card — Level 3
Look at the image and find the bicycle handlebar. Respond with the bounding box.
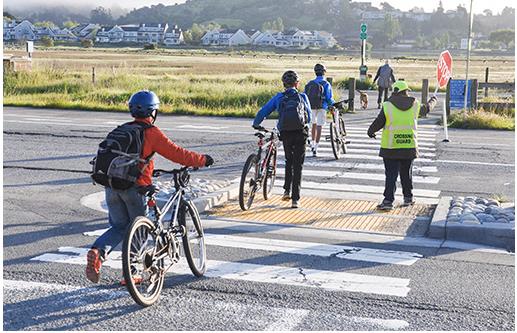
[152,166,198,178]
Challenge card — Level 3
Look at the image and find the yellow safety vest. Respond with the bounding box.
[381,101,420,149]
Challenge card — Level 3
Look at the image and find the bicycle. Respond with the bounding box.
[122,167,206,307]
[239,126,279,211]
[326,99,350,160]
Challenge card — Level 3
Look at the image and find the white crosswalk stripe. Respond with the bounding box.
[276,124,441,202]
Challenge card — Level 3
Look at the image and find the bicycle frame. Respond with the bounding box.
[256,133,277,179]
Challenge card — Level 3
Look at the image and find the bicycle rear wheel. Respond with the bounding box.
[339,117,347,154]
[122,217,165,307]
[329,122,341,160]
[239,153,259,211]
[262,148,277,200]
[179,200,206,277]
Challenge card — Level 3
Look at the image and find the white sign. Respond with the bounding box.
[460,38,468,50]
[26,41,34,54]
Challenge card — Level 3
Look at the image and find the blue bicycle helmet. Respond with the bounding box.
[128,90,160,118]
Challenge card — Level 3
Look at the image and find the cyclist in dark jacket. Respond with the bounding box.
[367,81,437,210]
[253,71,311,208]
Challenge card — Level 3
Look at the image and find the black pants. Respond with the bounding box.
[281,130,306,201]
[383,158,414,203]
[377,87,389,104]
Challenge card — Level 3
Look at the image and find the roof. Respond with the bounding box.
[120,26,139,32]
[220,29,239,34]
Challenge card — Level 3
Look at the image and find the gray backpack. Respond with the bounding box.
[378,65,393,88]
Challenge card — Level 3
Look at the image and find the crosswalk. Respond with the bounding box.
[275,122,441,204]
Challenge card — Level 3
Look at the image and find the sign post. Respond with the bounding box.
[26,41,34,59]
[359,23,368,81]
[436,50,453,142]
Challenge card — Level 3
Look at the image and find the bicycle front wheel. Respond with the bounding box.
[239,153,259,211]
[122,217,165,307]
[263,148,277,200]
[329,122,341,160]
[179,200,206,277]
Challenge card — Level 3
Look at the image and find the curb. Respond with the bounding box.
[427,196,515,251]
[191,183,240,214]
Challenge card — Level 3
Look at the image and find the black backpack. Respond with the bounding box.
[90,121,153,190]
[304,80,324,109]
[278,91,308,132]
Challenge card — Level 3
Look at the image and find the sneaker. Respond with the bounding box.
[376,200,393,211]
[282,191,291,201]
[312,148,317,157]
[120,276,143,286]
[377,103,381,109]
[401,197,415,207]
[85,248,102,283]
[292,200,300,208]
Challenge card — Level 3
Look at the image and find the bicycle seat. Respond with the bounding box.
[137,184,160,196]
[254,132,266,139]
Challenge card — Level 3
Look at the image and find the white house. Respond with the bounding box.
[53,28,77,41]
[5,20,36,40]
[252,31,278,46]
[252,29,337,49]
[163,25,184,45]
[245,29,261,42]
[201,29,251,46]
[314,31,337,48]
[34,26,56,40]
[95,25,125,43]
[120,25,139,43]
[71,23,99,39]
[138,23,168,44]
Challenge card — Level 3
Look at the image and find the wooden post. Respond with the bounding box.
[421,79,429,105]
[471,79,478,110]
[445,79,451,117]
[484,67,489,98]
[92,66,96,84]
[348,78,355,112]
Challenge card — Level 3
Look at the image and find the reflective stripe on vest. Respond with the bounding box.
[381,101,420,149]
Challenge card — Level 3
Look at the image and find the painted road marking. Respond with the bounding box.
[436,159,515,167]
[292,146,436,158]
[177,125,229,130]
[278,160,438,173]
[81,230,422,266]
[275,181,441,198]
[335,143,436,152]
[276,168,440,184]
[30,247,411,297]
[277,151,435,163]
[3,279,410,330]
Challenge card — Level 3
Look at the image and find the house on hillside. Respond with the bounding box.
[201,29,251,46]
[138,23,168,44]
[34,26,56,40]
[252,31,278,46]
[71,23,99,39]
[4,20,36,40]
[163,25,184,45]
[120,25,139,43]
[95,25,125,43]
[314,31,337,48]
[252,29,337,49]
[53,28,77,41]
[245,29,261,42]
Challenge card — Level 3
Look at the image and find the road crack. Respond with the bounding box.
[4,131,103,140]
[3,165,91,174]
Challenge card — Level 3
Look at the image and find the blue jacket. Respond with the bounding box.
[310,76,335,110]
[253,88,312,131]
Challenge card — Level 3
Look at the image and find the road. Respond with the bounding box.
[3,105,515,330]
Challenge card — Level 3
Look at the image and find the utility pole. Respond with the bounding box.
[463,0,474,112]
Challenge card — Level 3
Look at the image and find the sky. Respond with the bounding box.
[3,0,515,15]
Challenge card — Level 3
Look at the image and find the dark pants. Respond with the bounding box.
[383,158,414,203]
[377,87,389,104]
[281,130,306,201]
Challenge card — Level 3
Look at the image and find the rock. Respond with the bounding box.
[465,196,477,201]
[487,200,500,206]
[476,198,489,205]
[452,202,463,208]
[496,218,509,224]
[476,213,496,223]
[460,213,479,224]
[462,208,473,214]
[448,216,461,223]
[453,196,464,202]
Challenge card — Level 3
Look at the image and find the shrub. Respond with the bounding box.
[41,36,54,47]
[448,109,515,130]
[143,43,158,50]
[81,39,94,48]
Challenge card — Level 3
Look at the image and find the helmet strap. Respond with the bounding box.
[151,109,158,124]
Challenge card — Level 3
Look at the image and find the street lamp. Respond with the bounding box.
[463,0,474,112]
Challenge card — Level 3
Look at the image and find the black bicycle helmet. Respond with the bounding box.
[281,70,299,87]
[314,63,326,75]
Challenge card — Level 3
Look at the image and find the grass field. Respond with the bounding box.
[3,47,515,118]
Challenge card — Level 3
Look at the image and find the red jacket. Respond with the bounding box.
[134,117,206,186]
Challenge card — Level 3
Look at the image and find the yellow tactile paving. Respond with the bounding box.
[210,194,436,236]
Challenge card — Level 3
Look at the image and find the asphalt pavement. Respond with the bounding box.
[3,102,515,330]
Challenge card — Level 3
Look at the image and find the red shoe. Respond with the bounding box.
[85,248,102,283]
[120,276,143,286]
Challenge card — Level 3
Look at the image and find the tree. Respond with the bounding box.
[63,21,79,29]
[90,6,113,25]
[380,2,395,11]
[41,36,54,47]
[483,9,493,17]
[382,14,402,46]
[262,18,284,32]
[34,21,57,28]
[489,29,515,48]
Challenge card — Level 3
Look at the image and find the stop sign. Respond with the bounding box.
[436,50,453,88]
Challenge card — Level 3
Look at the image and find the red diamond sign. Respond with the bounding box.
[436,50,453,88]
